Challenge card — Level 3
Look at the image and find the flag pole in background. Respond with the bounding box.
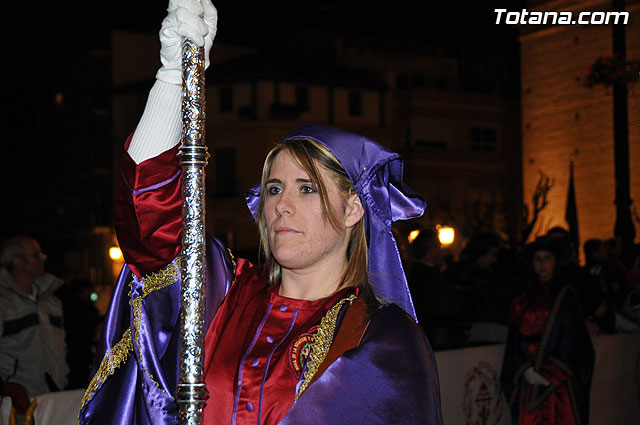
[177,27,209,425]
[565,158,579,258]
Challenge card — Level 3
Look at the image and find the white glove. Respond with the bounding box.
[156,0,218,85]
[129,0,217,163]
[523,367,550,386]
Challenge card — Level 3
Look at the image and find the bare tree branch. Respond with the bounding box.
[520,171,555,246]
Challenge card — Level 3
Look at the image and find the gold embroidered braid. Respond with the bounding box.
[131,258,183,393]
[141,257,182,296]
[295,294,357,401]
[130,296,168,393]
[78,328,133,416]
[78,259,183,417]
[227,248,237,274]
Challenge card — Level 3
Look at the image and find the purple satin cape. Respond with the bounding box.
[281,304,443,425]
[78,237,233,425]
[245,124,426,320]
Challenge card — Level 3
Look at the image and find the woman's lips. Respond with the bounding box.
[275,226,300,234]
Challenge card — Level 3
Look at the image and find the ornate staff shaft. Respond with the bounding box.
[177,34,209,424]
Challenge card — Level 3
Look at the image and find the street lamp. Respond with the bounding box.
[437,225,455,246]
[109,246,123,261]
[408,229,421,243]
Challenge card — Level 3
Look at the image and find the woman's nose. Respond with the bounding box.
[275,191,295,216]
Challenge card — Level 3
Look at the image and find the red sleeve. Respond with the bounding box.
[113,133,182,278]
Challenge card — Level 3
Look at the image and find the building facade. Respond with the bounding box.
[519,0,640,260]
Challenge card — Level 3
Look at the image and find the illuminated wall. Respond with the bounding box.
[520,0,640,256]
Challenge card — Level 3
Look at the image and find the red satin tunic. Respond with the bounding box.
[511,284,552,361]
[202,264,351,425]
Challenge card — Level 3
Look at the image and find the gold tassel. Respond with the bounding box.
[8,399,37,425]
[22,400,37,425]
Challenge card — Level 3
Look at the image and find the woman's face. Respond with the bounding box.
[533,250,555,282]
[263,151,356,279]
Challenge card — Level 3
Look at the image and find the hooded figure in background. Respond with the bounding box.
[501,236,594,425]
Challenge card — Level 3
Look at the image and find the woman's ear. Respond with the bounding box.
[344,194,365,228]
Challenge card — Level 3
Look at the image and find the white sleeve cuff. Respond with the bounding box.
[128,80,183,164]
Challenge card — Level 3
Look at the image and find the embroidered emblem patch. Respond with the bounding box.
[462,361,502,425]
[290,326,317,378]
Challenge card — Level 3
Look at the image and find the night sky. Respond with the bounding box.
[22,1,523,64]
[3,1,523,241]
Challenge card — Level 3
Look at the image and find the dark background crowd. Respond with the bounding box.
[407,226,640,351]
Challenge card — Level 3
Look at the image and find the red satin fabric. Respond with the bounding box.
[519,384,576,425]
[202,266,351,425]
[114,137,183,277]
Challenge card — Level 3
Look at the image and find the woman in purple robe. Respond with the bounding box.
[77,1,443,424]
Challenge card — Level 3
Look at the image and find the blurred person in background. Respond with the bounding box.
[0,235,69,417]
[501,236,594,425]
[409,229,465,350]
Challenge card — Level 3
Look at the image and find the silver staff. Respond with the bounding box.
[177,33,209,424]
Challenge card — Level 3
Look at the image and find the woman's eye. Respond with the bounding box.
[300,185,316,194]
[267,186,282,195]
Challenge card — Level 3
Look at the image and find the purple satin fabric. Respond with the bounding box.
[78,262,179,425]
[280,304,443,425]
[245,124,425,320]
[79,237,233,425]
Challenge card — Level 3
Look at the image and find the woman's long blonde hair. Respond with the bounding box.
[256,137,378,309]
